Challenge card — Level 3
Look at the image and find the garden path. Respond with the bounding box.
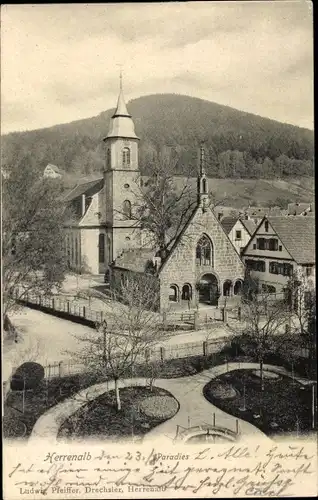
[29,362,312,445]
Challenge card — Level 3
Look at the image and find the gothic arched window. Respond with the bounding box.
[202,178,207,193]
[122,147,131,168]
[123,199,132,219]
[196,234,213,266]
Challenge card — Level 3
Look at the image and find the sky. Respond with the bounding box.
[1,1,314,134]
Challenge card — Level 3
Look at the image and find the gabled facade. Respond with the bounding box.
[63,178,106,274]
[242,215,315,295]
[221,216,256,256]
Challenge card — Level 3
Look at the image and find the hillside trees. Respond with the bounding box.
[1,95,314,179]
[2,156,69,333]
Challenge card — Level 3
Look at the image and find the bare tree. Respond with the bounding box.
[236,283,291,390]
[285,272,316,374]
[2,158,70,332]
[69,274,163,410]
[131,150,197,258]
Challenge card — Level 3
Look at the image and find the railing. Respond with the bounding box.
[14,288,106,327]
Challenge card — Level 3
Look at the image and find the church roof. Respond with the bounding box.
[113,248,156,273]
[63,177,104,202]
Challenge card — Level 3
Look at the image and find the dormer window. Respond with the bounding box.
[122,147,130,168]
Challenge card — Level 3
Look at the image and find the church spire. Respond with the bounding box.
[112,70,131,118]
[197,142,209,210]
[105,72,139,140]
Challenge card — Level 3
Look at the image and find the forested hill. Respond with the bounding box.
[2,93,314,179]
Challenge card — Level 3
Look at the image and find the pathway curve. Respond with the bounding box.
[29,363,312,445]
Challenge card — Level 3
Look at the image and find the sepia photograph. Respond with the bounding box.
[1,1,316,498]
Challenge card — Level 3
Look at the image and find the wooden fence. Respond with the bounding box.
[41,335,229,380]
[14,289,106,327]
[14,288,237,331]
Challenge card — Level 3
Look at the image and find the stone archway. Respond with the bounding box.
[198,273,220,306]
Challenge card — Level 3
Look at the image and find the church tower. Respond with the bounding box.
[103,75,141,265]
[197,142,209,211]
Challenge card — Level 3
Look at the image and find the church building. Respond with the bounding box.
[110,145,246,311]
[64,78,246,310]
[63,78,143,274]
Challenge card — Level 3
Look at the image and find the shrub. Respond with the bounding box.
[10,362,45,391]
[139,395,179,419]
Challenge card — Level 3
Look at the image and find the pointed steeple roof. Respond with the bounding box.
[105,73,139,140]
[112,72,131,118]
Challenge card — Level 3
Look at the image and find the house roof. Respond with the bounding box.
[220,216,238,234]
[63,177,104,202]
[44,163,61,174]
[240,218,257,235]
[113,248,156,273]
[267,215,315,264]
[287,202,312,216]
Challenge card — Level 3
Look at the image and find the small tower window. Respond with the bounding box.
[122,147,131,168]
[123,199,132,219]
[99,234,105,263]
[107,149,111,169]
[202,178,207,193]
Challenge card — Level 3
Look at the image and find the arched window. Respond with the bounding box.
[122,147,131,168]
[169,284,179,302]
[99,234,105,263]
[196,234,213,266]
[107,149,111,169]
[123,200,132,219]
[202,178,207,193]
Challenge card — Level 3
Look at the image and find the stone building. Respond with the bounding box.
[110,145,246,312]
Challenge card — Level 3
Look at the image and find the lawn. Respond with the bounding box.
[203,369,315,437]
[57,386,179,442]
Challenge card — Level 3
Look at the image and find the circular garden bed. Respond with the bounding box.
[58,385,179,442]
[139,395,179,419]
[203,369,314,437]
